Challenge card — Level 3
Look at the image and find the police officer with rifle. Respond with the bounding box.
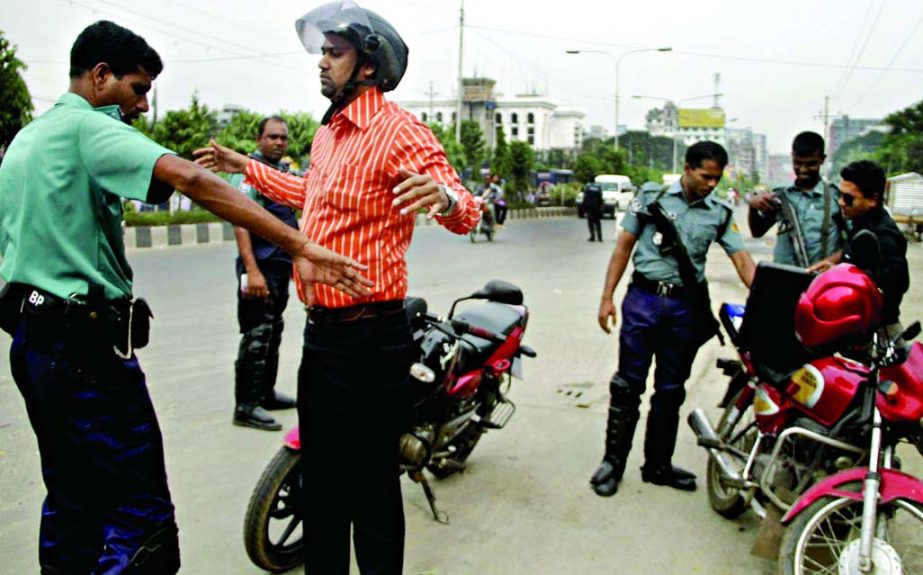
[748,131,844,268]
[590,141,755,497]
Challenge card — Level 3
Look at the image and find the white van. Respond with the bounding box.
[594,174,635,217]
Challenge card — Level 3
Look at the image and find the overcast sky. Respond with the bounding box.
[3,0,923,154]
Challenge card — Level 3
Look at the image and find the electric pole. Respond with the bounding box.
[455,0,464,144]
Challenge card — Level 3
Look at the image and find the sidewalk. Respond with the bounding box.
[123,206,577,249]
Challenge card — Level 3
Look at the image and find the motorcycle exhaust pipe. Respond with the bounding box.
[687,409,744,484]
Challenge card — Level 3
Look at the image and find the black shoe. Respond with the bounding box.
[590,460,623,497]
[588,238,595,242]
[640,464,697,491]
[233,404,282,431]
[261,390,296,411]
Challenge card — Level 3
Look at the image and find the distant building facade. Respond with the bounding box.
[828,116,885,157]
[726,127,769,183]
[397,77,585,153]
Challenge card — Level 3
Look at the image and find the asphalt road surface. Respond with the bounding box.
[1,212,921,574]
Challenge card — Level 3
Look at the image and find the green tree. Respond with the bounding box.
[574,153,604,183]
[428,122,465,177]
[0,31,34,151]
[279,111,320,166]
[148,92,217,159]
[619,130,675,171]
[491,127,511,178]
[460,120,485,172]
[831,131,884,177]
[876,100,923,175]
[215,109,262,154]
[508,140,534,202]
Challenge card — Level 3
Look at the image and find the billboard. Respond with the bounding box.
[678,108,725,128]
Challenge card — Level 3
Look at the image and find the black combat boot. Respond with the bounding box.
[233,403,282,431]
[640,411,697,491]
[589,378,641,497]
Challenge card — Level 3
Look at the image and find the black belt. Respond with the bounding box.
[631,272,689,299]
[308,300,405,324]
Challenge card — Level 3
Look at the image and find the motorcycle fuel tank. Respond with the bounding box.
[785,356,867,427]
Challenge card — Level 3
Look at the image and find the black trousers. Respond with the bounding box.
[235,259,291,405]
[298,308,414,575]
[587,209,602,241]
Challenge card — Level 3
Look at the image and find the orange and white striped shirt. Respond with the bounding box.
[244,87,479,307]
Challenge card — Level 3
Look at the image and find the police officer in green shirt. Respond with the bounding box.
[590,141,756,497]
[0,21,370,574]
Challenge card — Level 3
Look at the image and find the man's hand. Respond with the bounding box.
[193,139,249,174]
[749,191,780,214]
[598,299,618,334]
[292,242,374,306]
[392,168,450,219]
[242,269,269,299]
[807,260,835,273]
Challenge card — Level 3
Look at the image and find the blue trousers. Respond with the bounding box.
[616,284,701,418]
[9,320,178,574]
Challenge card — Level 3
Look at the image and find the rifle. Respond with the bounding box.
[774,191,810,268]
[646,200,724,346]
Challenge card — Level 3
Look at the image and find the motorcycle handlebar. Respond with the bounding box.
[419,312,507,343]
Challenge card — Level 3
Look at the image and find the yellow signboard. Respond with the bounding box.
[678,108,726,128]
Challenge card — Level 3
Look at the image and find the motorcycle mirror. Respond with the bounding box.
[448,280,523,318]
[901,321,921,342]
[846,229,880,273]
[469,280,523,305]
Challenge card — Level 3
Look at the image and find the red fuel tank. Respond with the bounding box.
[878,342,923,423]
[785,356,868,427]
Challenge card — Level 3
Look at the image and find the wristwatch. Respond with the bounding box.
[437,185,458,216]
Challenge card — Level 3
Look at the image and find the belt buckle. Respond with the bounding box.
[656,282,673,298]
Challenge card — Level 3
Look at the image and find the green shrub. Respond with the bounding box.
[124,208,223,227]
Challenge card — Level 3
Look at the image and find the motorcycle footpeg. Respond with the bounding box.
[478,399,516,429]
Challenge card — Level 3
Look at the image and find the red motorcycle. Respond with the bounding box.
[688,261,923,574]
[242,280,536,573]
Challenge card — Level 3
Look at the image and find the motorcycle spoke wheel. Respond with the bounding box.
[243,448,305,573]
[707,388,757,518]
[780,484,923,575]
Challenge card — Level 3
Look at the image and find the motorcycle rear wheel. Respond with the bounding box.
[707,388,757,519]
[243,447,304,573]
[778,482,923,575]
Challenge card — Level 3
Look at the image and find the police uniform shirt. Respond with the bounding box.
[0,93,174,300]
[621,180,745,285]
[771,181,842,266]
[229,152,298,265]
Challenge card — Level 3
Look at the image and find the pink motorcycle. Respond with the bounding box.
[242,280,535,572]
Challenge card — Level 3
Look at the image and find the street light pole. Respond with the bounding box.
[566,47,671,158]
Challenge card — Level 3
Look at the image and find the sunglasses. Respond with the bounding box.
[841,193,858,206]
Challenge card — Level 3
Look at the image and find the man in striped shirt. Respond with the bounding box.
[196,3,479,573]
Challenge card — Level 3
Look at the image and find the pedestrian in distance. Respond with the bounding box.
[582,183,603,241]
[231,116,300,431]
[194,2,480,573]
[748,131,844,268]
[0,20,370,575]
[590,141,756,497]
[492,173,508,227]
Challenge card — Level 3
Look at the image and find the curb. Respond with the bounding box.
[124,207,577,249]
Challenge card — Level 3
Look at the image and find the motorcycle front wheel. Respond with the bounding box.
[243,447,304,573]
[707,388,758,519]
[779,482,923,575]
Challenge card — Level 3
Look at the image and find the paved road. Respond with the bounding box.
[1,213,920,574]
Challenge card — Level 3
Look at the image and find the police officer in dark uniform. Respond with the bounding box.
[590,141,755,497]
[582,183,604,241]
[231,116,299,431]
[0,21,368,574]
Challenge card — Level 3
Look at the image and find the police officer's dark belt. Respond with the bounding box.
[13,285,152,357]
[631,272,688,299]
[308,300,405,324]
